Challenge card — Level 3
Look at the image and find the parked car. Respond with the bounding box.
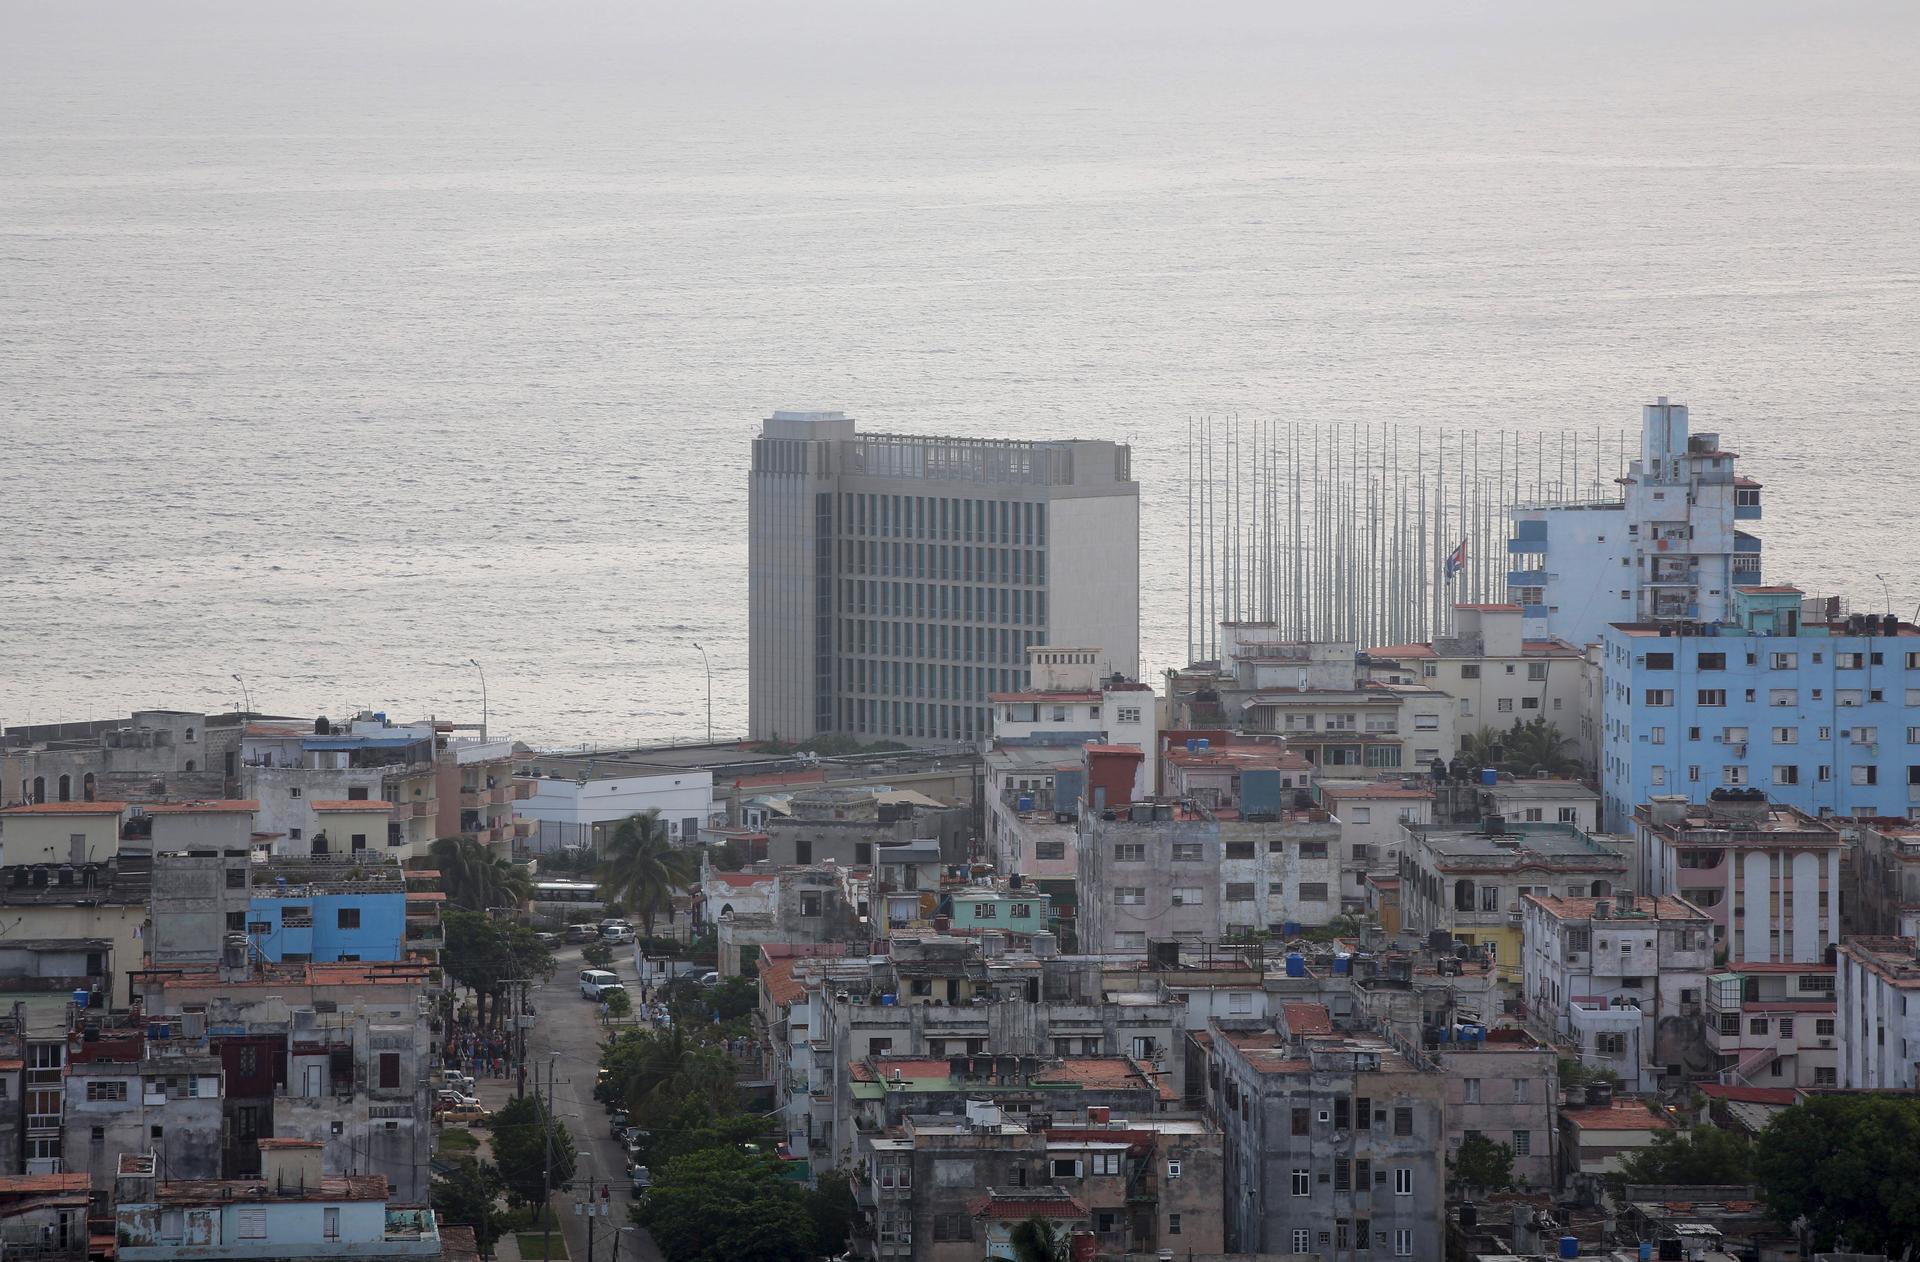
[602,925,637,945]
[579,969,622,999]
[629,1164,652,1193]
[598,918,631,933]
[608,1111,629,1136]
[441,1071,476,1095]
[563,924,595,944]
[437,1089,481,1110]
[533,932,560,949]
[697,971,720,987]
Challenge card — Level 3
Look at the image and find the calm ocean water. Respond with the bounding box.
[3,1,1917,746]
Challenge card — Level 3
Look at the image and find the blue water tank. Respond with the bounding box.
[1016,796,1034,812]
[71,990,88,1008]
[1285,953,1306,977]
[1639,1243,1652,1262]
[1186,738,1198,753]
[1283,921,1301,938]
[1480,768,1498,786]
[1197,738,1209,751]
[1560,1235,1579,1259]
[1332,955,1351,975]
[880,994,897,1007]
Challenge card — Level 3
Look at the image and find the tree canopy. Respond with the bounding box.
[429,1156,505,1254]
[1009,1216,1068,1262]
[428,835,533,912]
[1450,1133,1515,1192]
[638,1146,816,1262]
[1615,1126,1750,1186]
[442,910,553,1028]
[490,1094,576,1215]
[1754,1094,1920,1251]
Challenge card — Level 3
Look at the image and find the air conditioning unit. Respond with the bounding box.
[1819,1037,1832,1048]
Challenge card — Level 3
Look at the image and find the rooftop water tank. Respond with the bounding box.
[1332,954,1351,975]
[1559,1236,1579,1260]
[1285,952,1306,977]
[1480,768,1498,785]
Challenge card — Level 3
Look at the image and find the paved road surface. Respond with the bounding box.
[478,946,661,1262]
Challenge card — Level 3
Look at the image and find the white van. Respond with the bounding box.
[579,969,621,1000]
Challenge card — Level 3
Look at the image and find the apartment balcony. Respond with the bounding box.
[410,800,434,818]
[405,922,446,951]
[489,785,514,805]
[1450,907,1523,929]
[513,777,536,801]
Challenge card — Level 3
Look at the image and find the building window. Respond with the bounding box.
[1394,1167,1412,1195]
[1116,707,1141,723]
[1395,1229,1413,1256]
[1292,1169,1311,1196]
[337,908,361,929]
[1393,1106,1413,1136]
[1172,842,1204,862]
[1294,1230,1313,1252]
[1115,887,1145,906]
[378,1053,400,1089]
[1171,887,1203,906]
[1167,1214,1181,1236]
[1113,844,1145,863]
[1513,1129,1531,1154]
[86,1080,129,1102]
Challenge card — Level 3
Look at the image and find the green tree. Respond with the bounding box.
[1459,725,1502,767]
[443,912,552,1028]
[1502,717,1580,777]
[1450,1133,1515,1193]
[1754,1094,1920,1251]
[603,987,633,1020]
[601,1026,738,1131]
[428,836,534,912]
[807,1168,857,1257]
[581,940,614,968]
[638,1146,815,1262]
[598,811,699,940]
[1008,1215,1068,1262]
[430,1157,505,1254]
[491,1095,576,1219]
[1616,1126,1751,1186]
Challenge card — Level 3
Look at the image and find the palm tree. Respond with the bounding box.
[1502,717,1579,777]
[1008,1216,1067,1262]
[1458,725,1502,768]
[597,811,697,940]
[429,836,533,912]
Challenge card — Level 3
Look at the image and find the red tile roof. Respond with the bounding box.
[441,1225,483,1262]
[143,800,259,814]
[1365,643,1437,659]
[760,957,806,1007]
[1698,1085,1797,1105]
[310,800,395,811]
[968,1192,1087,1221]
[0,1173,89,1196]
[0,801,127,816]
[1280,1003,1334,1035]
[1563,1100,1674,1131]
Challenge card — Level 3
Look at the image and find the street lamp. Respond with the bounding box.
[469,658,488,742]
[691,642,712,743]
[231,673,252,716]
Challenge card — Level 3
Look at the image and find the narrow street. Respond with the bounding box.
[476,945,662,1262]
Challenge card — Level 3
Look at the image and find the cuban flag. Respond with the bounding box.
[1444,538,1467,582]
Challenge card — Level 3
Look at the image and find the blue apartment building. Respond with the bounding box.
[1601,585,1920,829]
[247,883,409,963]
[1509,398,1763,648]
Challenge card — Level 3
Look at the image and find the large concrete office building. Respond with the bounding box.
[748,411,1140,744]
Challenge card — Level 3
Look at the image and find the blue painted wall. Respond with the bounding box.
[247,890,408,962]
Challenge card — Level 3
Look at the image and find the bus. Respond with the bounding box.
[530,880,605,927]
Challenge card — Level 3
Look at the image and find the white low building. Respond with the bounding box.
[1320,782,1433,915]
[516,766,718,850]
[1522,892,1715,1092]
[1836,935,1920,1089]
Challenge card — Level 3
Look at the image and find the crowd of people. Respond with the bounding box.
[445,1018,515,1079]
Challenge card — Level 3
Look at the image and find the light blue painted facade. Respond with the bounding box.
[1601,589,1920,830]
[247,889,408,962]
[1510,399,1763,648]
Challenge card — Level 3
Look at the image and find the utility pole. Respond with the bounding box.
[540,1057,557,1262]
[514,977,528,1099]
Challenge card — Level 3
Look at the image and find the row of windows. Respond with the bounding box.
[840,539,1046,586]
[1288,1223,1413,1256]
[841,618,1037,665]
[1111,882,1331,904]
[840,698,989,743]
[1638,686,1896,707]
[839,492,1047,547]
[1640,648,1914,671]
[1627,760,1911,788]
[841,577,1047,627]
[841,658,1023,701]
